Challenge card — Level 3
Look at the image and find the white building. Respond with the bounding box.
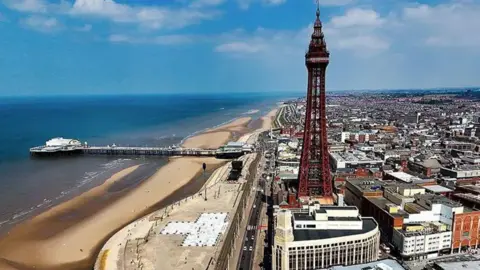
[46,137,81,147]
[272,204,380,270]
[441,165,480,179]
[392,223,452,259]
[330,151,384,172]
[390,194,464,259]
[386,172,421,183]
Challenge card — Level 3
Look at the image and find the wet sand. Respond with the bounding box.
[0,115,256,270]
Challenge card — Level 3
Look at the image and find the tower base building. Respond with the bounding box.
[272,204,380,270]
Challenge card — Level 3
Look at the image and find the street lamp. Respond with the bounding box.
[203,162,207,201]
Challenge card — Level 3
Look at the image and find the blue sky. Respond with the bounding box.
[0,0,479,96]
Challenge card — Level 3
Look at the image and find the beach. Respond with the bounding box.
[0,110,276,270]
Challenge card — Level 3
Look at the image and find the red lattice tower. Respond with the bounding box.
[297,5,332,200]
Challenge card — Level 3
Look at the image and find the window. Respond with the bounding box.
[306,224,315,228]
[463,232,470,237]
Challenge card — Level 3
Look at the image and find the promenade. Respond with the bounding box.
[94,151,258,270]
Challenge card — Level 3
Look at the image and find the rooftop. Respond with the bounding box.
[416,193,463,208]
[423,185,453,193]
[329,259,406,270]
[435,260,480,270]
[367,197,409,218]
[292,218,377,241]
[387,172,421,183]
[331,151,382,163]
[347,179,384,193]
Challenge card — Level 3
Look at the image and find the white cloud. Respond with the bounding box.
[189,0,226,8]
[264,0,286,6]
[318,0,354,6]
[4,0,70,14]
[402,2,480,47]
[5,0,221,30]
[21,15,62,33]
[5,0,47,13]
[4,0,48,13]
[215,42,265,53]
[109,34,193,45]
[330,8,385,28]
[323,8,390,55]
[71,0,220,30]
[236,0,287,10]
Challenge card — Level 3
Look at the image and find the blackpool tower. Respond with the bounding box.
[297,3,333,201]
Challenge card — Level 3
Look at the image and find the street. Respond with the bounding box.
[237,132,277,270]
[238,191,263,270]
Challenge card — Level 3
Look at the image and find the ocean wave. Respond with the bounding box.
[242,109,260,115]
[2,158,133,228]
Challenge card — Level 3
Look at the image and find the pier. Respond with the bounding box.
[29,138,254,159]
[84,146,217,156]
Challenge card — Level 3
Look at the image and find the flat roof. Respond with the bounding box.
[329,259,406,270]
[321,206,357,210]
[328,216,361,221]
[330,151,382,163]
[423,185,453,193]
[387,172,420,183]
[292,218,377,241]
[435,261,480,270]
[367,197,409,218]
[292,212,314,221]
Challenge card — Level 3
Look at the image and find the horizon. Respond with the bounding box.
[1,0,480,96]
[0,86,479,98]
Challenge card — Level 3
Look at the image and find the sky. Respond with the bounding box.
[0,0,479,96]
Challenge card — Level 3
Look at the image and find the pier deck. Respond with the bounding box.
[30,146,247,159]
[84,146,217,156]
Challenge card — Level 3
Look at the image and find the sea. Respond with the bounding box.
[0,92,297,232]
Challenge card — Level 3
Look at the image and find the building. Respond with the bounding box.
[385,172,422,183]
[330,151,384,173]
[272,204,380,270]
[441,165,480,180]
[408,158,442,177]
[451,210,480,252]
[363,196,407,243]
[340,130,378,143]
[392,222,452,260]
[344,179,384,211]
[326,259,406,270]
[46,137,82,147]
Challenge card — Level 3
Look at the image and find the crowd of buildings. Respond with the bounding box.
[268,91,480,270]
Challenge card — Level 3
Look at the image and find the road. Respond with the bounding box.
[238,190,263,270]
[235,132,277,270]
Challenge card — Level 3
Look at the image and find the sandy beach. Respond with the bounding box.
[0,109,277,270]
[181,117,252,149]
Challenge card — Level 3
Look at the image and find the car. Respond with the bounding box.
[249,246,253,251]
[251,235,254,240]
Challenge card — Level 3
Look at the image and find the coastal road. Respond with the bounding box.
[238,190,263,270]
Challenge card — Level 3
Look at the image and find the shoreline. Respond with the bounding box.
[0,108,279,270]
